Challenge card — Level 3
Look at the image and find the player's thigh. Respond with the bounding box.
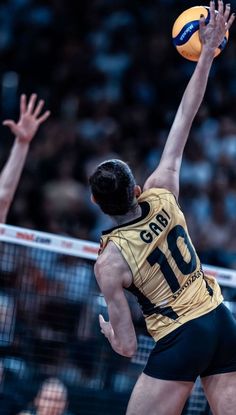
[126,373,194,415]
[201,371,236,415]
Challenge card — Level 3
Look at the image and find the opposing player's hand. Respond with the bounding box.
[99,314,115,341]
[3,94,50,143]
[199,0,235,50]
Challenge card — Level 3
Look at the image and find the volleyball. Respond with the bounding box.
[172,6,229,61]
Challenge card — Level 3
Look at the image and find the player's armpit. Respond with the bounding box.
[143,163,180,199]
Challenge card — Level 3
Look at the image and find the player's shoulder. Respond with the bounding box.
[138,187,176,203]
[95,241,132,286]
[96,241,123,270]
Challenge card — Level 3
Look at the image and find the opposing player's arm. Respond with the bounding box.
[0,94,50,223]
[94,242,137,357]
[144,1,235,199]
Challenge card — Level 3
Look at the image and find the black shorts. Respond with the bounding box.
[144,303,236,382]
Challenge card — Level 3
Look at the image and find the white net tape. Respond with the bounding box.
[1,223,236,287]
[0,223,98,259]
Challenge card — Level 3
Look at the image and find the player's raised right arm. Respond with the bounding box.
[144,0,235,199]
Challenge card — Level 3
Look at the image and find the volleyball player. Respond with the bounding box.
[0,93,50,223]
[89,2,236,414]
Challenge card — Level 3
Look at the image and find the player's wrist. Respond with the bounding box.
[15,137,31,147]
[200,45,215,61]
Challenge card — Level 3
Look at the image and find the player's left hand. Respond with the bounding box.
[3,93,50,143]
[99,314,115,341]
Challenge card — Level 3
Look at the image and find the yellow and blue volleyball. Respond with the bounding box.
[172,6,229,62]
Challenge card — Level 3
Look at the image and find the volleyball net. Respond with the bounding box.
[0,224,236,415]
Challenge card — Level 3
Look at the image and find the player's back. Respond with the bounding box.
[100,188,223,341]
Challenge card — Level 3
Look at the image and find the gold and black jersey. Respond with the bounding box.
[100,188,223,341]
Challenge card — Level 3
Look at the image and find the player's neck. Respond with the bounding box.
[111,203,142,226]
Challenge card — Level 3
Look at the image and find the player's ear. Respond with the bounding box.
[134,185,142,198]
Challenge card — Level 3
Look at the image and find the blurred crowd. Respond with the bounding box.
[1,0,236,266]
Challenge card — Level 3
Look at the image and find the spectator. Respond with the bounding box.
[18,377,74,415]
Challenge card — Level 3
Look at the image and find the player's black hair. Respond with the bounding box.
[89,159,136,215]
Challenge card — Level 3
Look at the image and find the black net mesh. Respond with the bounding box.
[0,226,235,415]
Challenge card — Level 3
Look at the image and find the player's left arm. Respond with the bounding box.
[94,244,137,357]
[0,94,50,223]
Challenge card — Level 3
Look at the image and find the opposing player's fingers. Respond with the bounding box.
[226,12,235,30]
[37,110,50,124]
[2,120,17,135]
[224,4,231,21]
[3,120,15,127]
[218,0,224,16]
[33,99,45,118]
[20,94,26,115]
[27,93,37,113]
[210,0,216,24]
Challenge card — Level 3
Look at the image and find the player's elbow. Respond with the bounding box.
[0,191,12,206]
[0,195,11,223]
[122,339,137,357]
[124,347,136,358]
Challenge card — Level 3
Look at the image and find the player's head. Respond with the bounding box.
[34,378,68,415]
[89,159,141,215]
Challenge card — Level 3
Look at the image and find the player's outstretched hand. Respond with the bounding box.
[199,0,235,50]
[3,94,50,143]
